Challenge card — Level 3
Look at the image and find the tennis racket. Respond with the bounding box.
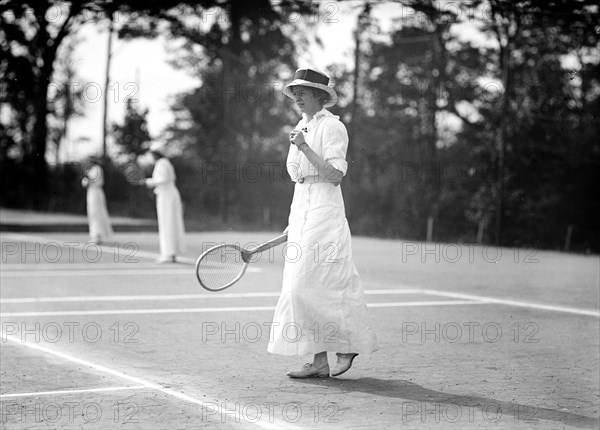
[123,161,155,201]
[124,161,147,185]
[195,233,288,291]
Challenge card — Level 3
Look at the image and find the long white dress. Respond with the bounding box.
[82,164,113,242]
[146,158,186,258]
[268,108,378,356]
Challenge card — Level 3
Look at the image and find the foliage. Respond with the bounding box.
[112,99,151,157]
[1,1,598,251]
[160,0,317,222]
[48,36,86,164]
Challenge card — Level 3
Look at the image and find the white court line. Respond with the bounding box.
[2,233,163,262]
[1,263,180,270]
[1,233,233,268]
[1,292,282,304]
[0,385,147,398]
[2,288,597,317]
[0,233,262,273]
[3,232,597,318]
[1,332,297,430]
[0,301,482,317]
[368,300,484,308]
[0,289,434,304]
[0,306,277,317]
[0,268,261,277]
[416,288,600,318]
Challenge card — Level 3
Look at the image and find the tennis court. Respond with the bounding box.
[1,231,599,429]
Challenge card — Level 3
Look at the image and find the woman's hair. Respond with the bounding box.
[311,88,330,106]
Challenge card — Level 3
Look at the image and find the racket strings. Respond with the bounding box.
[196,245,247,290]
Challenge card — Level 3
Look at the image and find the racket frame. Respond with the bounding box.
[195,244,249,291]
[195,233,288,292]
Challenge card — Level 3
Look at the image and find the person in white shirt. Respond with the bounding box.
[268,68,378,378]
[145,142,186,263]
[81,156,113,244]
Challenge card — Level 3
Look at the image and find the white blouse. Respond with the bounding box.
[286,108,349,182]
[146,158,177,194]
[82,164,104,188]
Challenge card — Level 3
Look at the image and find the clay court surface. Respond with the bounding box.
[1,231,598,429]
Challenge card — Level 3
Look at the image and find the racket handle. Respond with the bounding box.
[247,233,288,256]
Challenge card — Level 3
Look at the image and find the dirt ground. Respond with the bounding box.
[1,231,598,429]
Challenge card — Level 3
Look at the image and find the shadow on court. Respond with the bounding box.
[293,377,599,429]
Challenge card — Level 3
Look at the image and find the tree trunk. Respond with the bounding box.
[494,28,511,246]
[347,6,367,217]
[26,1,80,208]
[29,76,50,209]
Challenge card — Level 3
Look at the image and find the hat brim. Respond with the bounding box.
[88,155,103,163]
[148,143,165,155]
[283,79,338,108]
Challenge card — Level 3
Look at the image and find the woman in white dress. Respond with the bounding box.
[81,157,113,244]
[145,142,186,263]
[268,69,378,378]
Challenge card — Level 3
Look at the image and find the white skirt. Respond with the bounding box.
[155,185,186,257]
[268,182,378,356]
[86,187,113,241]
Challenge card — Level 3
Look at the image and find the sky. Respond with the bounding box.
[60,1,489,161]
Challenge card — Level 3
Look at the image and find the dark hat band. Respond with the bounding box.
[294,69,329,86]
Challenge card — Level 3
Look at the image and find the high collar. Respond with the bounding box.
[301,108,337,123]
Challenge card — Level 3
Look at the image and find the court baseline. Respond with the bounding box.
[1,331,299,429]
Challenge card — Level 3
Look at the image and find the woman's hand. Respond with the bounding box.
[289,129,306,147]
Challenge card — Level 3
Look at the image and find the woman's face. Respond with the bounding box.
[291,86,321,115]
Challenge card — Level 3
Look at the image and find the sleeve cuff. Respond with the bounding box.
[326,158,348,176]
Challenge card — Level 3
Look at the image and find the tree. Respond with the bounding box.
[350,2,472,237]
[158,1,318,222]
[1,1,90,207]
[112,99,151,157]
[332,0,599,250]
[48,36,85,164]
[469,0,600,247]
[0,0,258,207]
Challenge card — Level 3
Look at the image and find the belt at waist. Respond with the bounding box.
[295,175,322,184]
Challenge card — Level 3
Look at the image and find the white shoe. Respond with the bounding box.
[156,255,176,263]
[331,353,358,377]
[287,363,330,379]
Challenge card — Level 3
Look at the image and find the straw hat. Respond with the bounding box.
[283,68,338,108]
[149,141,165,155]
